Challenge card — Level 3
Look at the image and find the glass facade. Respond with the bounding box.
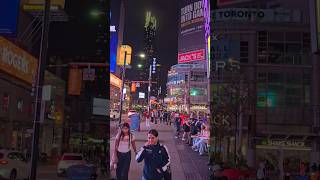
[257,31,311,65]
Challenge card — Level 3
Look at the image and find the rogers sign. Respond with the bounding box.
[178,49,205,63]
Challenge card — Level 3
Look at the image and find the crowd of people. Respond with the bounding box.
[143,109,211,156]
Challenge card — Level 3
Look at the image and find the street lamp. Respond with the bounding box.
[138,53,146,59]
[90,9,105,18]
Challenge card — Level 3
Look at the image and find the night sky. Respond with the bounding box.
[49,0,107,57]
[123,0,179,93]
[49,0,179,94]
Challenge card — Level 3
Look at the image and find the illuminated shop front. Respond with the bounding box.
[166,64,208,113]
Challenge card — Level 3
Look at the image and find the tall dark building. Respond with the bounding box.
[142,11,161,98]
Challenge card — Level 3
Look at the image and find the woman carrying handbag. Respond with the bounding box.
[111,123,137,180]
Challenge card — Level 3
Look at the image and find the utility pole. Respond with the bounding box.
[118,51,127,125]
[29,0,51,179]
[147,65,152,114]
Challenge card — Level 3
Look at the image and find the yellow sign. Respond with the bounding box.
[23,4,60,11]
[110,73,122,89]
[0,37,38,84]
[117,45,132,66]
[54,111,63,125]
[25,0,65,9]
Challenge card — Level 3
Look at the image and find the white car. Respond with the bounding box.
[57,153,85,176]
[110,109,120,119]
[128,110,138,117]
[0,149,29,180]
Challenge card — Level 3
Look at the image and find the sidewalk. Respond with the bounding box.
[109,119,211,180]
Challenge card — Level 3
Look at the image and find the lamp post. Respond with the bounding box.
[118,51,127,125]
[29,0,51,179]
[147,64,152,114]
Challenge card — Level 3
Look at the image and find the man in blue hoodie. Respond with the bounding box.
[136,129,171,180]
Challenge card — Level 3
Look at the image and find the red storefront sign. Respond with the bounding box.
[178,49,205,63]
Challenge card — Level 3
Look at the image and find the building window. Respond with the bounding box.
[257,31,309,65]
[240,41,248,63]
[257,72,306,108]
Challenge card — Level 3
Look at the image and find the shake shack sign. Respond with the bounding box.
[212,8,302,23]
[260,139,308,148]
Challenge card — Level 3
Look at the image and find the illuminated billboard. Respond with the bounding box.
[178,49,205,63]
[0,0,20,36]
[110,12,117,73]
[178,0,206,63]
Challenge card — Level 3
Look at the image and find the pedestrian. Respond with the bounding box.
[151,110,155,123]
[257,161,267,180]
[310,162,319,180]
[111,123,138,180]
[160,110,164,123]
[163,111,168,125]
[145,112,151,128]
[154,110,158,124]
[192,124,210,156]
[174,112,181,139]
[136,129,171,180]
[182,118,191,142]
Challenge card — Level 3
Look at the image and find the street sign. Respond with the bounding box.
[83,68,95,81]
[139,92,145,99]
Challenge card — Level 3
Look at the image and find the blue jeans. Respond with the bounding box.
[116,151,131,180]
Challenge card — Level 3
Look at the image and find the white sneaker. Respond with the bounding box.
[182,138,186,141]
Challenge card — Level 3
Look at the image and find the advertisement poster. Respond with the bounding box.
[178,0,206,62]
[0,37,38,84]
[110,10,119,73]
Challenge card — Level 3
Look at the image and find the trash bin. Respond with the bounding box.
[67,165,97,180]
[130,114,140,131]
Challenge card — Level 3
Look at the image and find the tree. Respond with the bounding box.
[210,69,253,165]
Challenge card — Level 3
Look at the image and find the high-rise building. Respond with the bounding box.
[210,0,320,177]
[143,12,161,97]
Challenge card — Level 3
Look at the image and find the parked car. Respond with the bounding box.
[57,153,86,177]
[110,109,120,119]
[0,149,29,180]
[128,110,138,117]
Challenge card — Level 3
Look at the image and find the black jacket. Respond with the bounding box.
[136,142,170,180]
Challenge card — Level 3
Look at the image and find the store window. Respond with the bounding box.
[240,41,248,63]
[2,93,9,112]
[17,98,23,113]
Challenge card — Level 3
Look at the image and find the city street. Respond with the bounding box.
[37,164,107,180]
[109,115,211,180]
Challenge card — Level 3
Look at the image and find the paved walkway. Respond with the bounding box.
[109,118,211,180]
